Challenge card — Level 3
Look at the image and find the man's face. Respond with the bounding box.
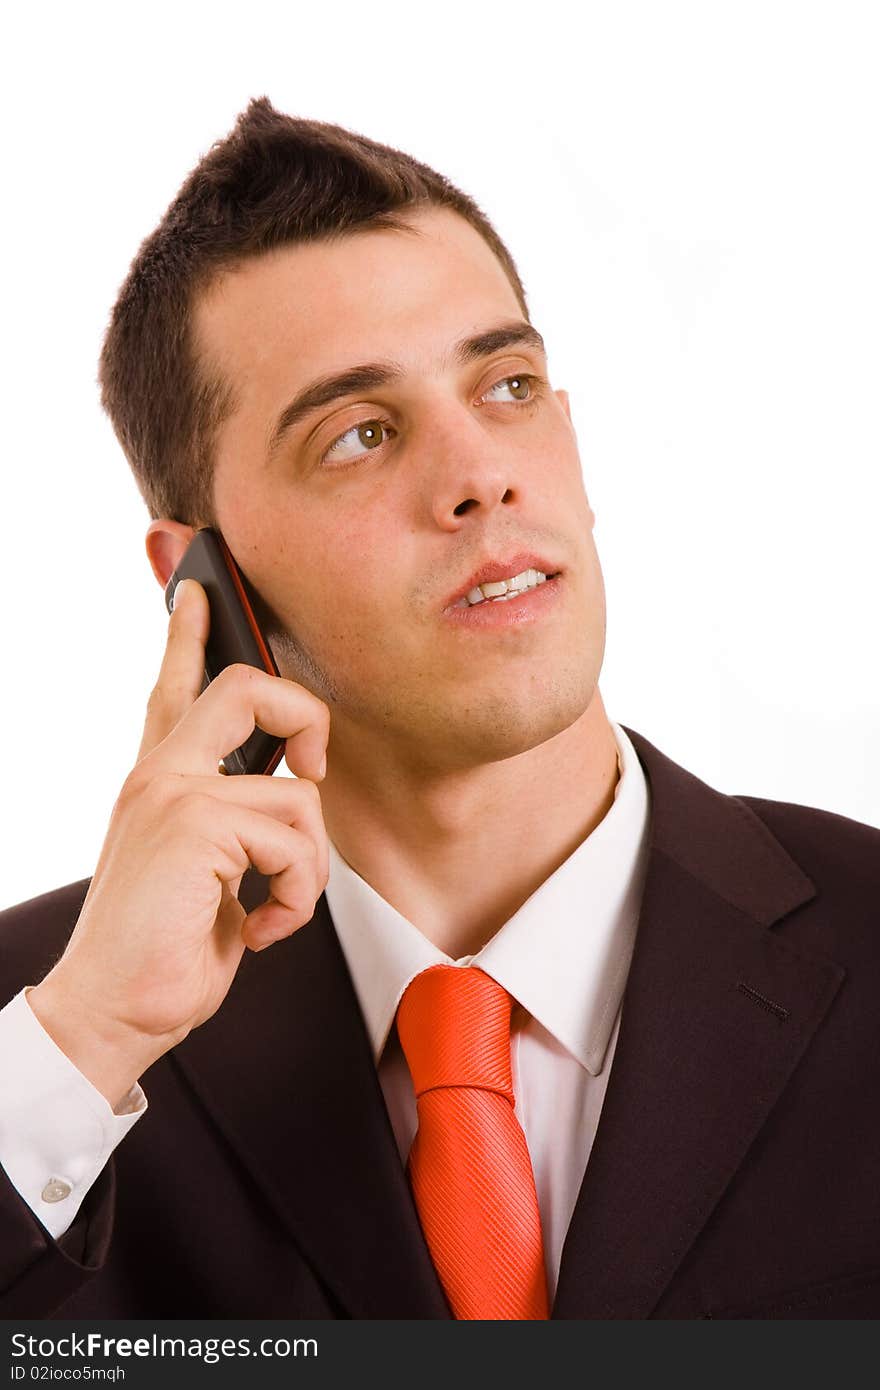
[196,207,607,775]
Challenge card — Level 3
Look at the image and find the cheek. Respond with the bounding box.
[282,498,399,635]
[316,500,388,592]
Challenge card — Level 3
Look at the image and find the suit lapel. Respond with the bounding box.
[172,877,451,1319]
[551,727,846,1318]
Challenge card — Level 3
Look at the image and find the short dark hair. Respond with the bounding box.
[97,96,530,528]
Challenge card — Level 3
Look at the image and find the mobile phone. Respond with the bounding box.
[164,528,286,777]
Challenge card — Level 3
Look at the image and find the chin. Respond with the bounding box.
[451,669,598,765]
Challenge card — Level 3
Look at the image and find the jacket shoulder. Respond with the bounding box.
[0,878,91,1006]
[735,793,880,883]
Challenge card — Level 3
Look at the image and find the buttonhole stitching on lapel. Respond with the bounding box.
[737,981,790,1022]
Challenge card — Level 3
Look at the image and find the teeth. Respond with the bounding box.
[463,568,548,607]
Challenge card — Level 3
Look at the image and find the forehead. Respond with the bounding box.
[193,206,524,390]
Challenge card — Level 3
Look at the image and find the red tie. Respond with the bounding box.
[395,964,550,1320]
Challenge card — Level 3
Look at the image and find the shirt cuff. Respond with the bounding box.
[0,986,147,1241]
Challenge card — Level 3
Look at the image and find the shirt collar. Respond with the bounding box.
[325,720,651,1076]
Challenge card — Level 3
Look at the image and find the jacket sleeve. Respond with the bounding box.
[0,1155,115,1317]
[0,879,140,1318]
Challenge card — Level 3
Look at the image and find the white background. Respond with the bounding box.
[2,0,878,909]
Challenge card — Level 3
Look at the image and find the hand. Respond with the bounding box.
[28,577,331,1106]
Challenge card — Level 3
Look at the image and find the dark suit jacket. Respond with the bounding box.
[1,726,879,1319]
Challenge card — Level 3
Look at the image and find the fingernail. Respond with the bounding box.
[319,754,327,779]
[172,579,190,611]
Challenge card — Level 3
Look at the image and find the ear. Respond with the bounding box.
[144,518,198,589]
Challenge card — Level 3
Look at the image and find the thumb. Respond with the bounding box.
[136,577,211,764]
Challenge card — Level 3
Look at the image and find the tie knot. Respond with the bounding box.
[396,965,515,1101]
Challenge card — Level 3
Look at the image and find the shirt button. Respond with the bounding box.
[41,1177,72,1203]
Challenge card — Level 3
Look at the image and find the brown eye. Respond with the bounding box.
[507,377,531,400]
[356,421,385,449]
[482,374,538,405]
[322,417,393,467]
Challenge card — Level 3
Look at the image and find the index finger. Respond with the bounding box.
[136,578,210,764]
[153,662,329,782]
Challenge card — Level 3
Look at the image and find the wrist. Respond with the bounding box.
[27,971,176,1110]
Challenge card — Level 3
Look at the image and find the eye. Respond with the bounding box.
[481,373,540,404]
[322,418,394,466]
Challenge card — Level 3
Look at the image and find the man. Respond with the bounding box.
[1,97,878,1320]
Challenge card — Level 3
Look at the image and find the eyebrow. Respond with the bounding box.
[266,319,547,461]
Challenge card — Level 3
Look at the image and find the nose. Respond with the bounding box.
[424,409,519,530]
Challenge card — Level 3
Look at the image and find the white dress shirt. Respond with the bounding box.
[0,720,651,1303]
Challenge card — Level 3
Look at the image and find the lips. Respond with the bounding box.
[443,554,561,611]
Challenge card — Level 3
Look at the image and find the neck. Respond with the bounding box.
[319,687,620,958]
